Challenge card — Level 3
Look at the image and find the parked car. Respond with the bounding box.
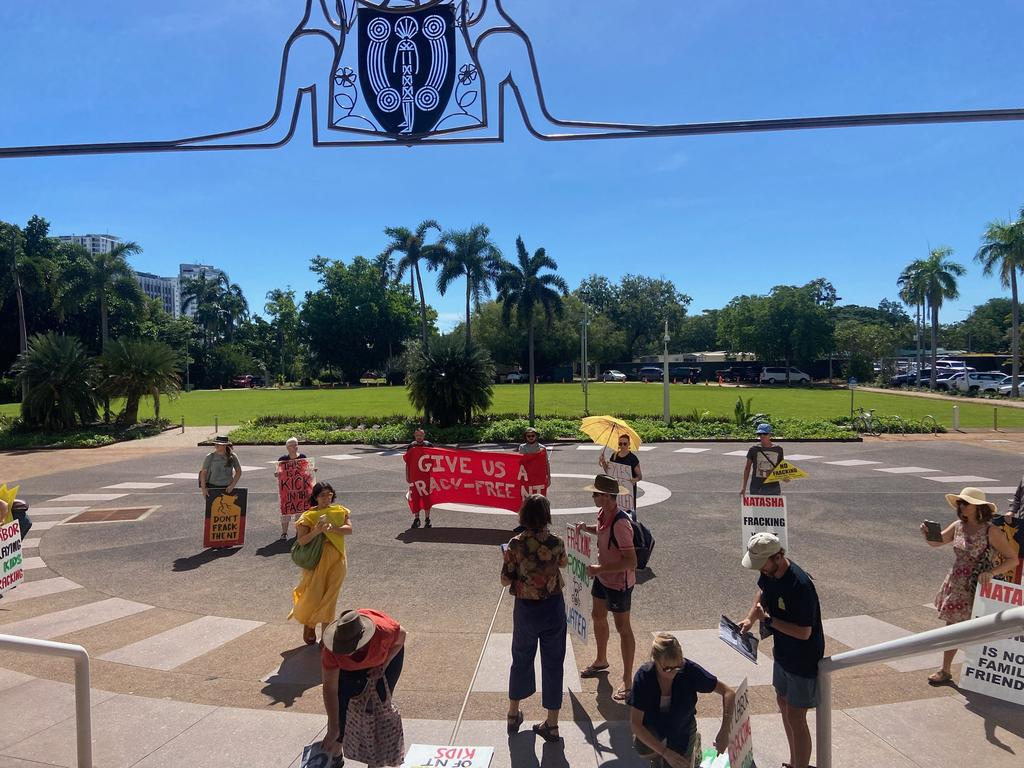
[505,371,525,383]
[231,374,264,388]
[714,366,760,383]
[636,366,664,382]
[935,370,1006,393]
[669,366,702,382]
[759,366,811,385]
[889,368,936,387]
[601,369,627,382]
[998,375,1020,396]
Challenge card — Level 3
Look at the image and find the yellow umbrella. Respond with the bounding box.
[580,415,642,452]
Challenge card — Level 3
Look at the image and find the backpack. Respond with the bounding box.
[608,509,655,570]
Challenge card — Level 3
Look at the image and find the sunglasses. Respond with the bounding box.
[659,664,681,673]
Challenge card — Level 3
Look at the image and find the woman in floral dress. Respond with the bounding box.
[921,486,1019,685]
[501,494,568,742]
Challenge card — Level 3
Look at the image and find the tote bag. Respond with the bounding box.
[291,533,324,570]
[342,669,405,768]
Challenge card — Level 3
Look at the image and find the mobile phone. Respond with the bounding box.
[500,543,509,553]
[923,520,943,542]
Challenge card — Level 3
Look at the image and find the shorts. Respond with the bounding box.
[773,662,818,709]
[591,579,633,613]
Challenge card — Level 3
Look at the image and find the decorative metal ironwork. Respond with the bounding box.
[2,0,1022,159]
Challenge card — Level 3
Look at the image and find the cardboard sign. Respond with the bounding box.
[403,745,494,768]
[0,484,19,523]
[405,447,548,513]
[960,580,1024,704]
[605,460,635,512]
[299,742,335,768]
[278,458,315,516]
[741,495,789,553]
[764,460,808,484]
[566,524,596,644]
[727,678,755,768]
[0,519,24,596]
[203,488,247,548]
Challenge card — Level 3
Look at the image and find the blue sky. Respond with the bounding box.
[2,1,1023,332]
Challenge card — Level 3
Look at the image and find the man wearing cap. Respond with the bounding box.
[741,423,784,497]
[517,426,551,488]
[738,533,823,768]
[576,474,638,702]
[320,608,407,758]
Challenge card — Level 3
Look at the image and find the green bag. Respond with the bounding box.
[291,533,324,570]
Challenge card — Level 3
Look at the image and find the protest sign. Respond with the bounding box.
[299,742,334,768]
[740,495,788,553]
[0,518,24,596]
[566,524,595,643]
[277,458,315,516]
[764,460,808,484]
[604,460,635,512]
[203,488,247,548]
[405,447,548,513]
[0,484,19,522]
[403,745,494,768]
[960,580,1024,705]
[727,678,755,768]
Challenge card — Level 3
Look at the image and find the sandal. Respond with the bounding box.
[612,686,631,702]
[927,670,952,686]
[303,625,317,645]
[506,710,523,735]
[579,663,610,678]
[532,722,560,743]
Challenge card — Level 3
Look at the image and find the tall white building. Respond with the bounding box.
[179,264,228,318]
[56,233,120,255]
[135,271,181,318]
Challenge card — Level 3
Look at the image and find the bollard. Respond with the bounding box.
[994,407,998,432]
[180,416,185,434]
[214,416,218,434]
[952,405,960,431]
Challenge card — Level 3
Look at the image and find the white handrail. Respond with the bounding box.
[0,634,92,768]
[816,606,1024,768]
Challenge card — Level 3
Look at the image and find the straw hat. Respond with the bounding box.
[322,610,377,655]
[944,487,997,515]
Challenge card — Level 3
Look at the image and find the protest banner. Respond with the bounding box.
[727,677,755,768]
[405,447,548,513]
[277,458,315,516]
[0,518,24,596]
[959,579,1024,705]
[764,460,808,484]
[604,460,635,513]
[740,495,788,553]
[203,488,248,548]
[566,524,596,644]
[403,745,494,768]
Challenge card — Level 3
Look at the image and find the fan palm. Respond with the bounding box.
[495,237,569,424]
[383,219,442,346]
[99,338,182,425]
[428,224,502,347]
[59,240,144,350]
[11,333,99,430]
[405,335,495,427]
[976,216,1024,396]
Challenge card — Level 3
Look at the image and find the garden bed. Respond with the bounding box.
[0,418,173,450]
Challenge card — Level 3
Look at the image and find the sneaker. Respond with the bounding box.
[424,518,433,528]
[411,517,421,529]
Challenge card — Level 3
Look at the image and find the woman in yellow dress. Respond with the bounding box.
[290,481,352,645]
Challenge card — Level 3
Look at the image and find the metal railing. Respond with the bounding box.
[0,634,92,768]
[816,606,1024,768]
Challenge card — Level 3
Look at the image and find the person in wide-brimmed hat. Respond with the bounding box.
[199,435,241,499]
[921,487,1019,686]
[320,608,407,759]
[575,474,638,703]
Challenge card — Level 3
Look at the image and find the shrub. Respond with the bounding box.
[11,332,98,430]
[405,337,495,427]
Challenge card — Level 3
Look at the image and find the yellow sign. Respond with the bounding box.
[764,461,808,484]
[0,484,19,524]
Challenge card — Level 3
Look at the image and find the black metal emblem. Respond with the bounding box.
[358,4,456,136]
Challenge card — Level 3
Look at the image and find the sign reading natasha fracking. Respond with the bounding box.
[405,446,548,512]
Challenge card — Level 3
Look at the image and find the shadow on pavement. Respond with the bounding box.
[261,643,323,707]
[508,730,572,768]
[255,537,293,558]
[635,567,657,585]
[171,547,242,571]
[963,689,1024,754]
[394,528,517,546]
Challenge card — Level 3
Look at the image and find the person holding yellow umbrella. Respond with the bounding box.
[581,416,643,516]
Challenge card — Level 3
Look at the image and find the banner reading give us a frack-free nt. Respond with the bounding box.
[405,446,548,513]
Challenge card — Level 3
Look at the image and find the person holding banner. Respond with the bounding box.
[406,429,434,529]
[628,633,735,768]
[921,487,1019,686]
[290,482,352,645]
[501,494,568,742]
[199,435,242,498]
[275,437,316,540]
[740,423,783,497]
[517,427,551,488]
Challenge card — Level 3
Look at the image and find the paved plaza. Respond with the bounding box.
[2,434,1023,766]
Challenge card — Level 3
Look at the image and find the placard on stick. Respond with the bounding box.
[278,458,315,516]
[740,495,788,553]
[0,519,24,596]
[203,488,247,548]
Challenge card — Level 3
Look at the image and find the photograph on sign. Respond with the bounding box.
[719,615,759,664]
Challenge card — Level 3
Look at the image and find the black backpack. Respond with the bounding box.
[608,509,655,570]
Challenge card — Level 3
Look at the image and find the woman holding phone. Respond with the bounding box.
[921,486,1019,685]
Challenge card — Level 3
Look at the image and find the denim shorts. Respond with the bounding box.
[591,579,633,613]
[773,662,819,709]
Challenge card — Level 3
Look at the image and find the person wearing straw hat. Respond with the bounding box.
[199,435,241,498]
[575,474,638,702]
[737,532,823,768]
[320,608,407,759]
[921,487,1019,686]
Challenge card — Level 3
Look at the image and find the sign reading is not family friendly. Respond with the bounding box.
[960,580,1024,705]
[405,446,548,513]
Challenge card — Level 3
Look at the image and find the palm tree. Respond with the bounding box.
[11,332,98,430]
[59,240,144,350]
[897,263,927,385]
[181,272,235,348]
[0,222,51,400]
[220,282,249,343]
[429,224,502,347]
[495,237,569,424]
[99,339,182,424]
[912,248,966,388]
[383,220,441,346]
[976,216,1024,396]
[405,335,495,427]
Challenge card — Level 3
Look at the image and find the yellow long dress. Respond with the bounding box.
[289,504,349,626]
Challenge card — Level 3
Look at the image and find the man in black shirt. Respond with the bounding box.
[405,429,434,529]
[738,533,823,768]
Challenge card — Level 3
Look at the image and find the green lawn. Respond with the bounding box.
[3,383,1021,428]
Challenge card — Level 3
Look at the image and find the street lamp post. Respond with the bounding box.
[662,319,670,425]
[581,304,590,416]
